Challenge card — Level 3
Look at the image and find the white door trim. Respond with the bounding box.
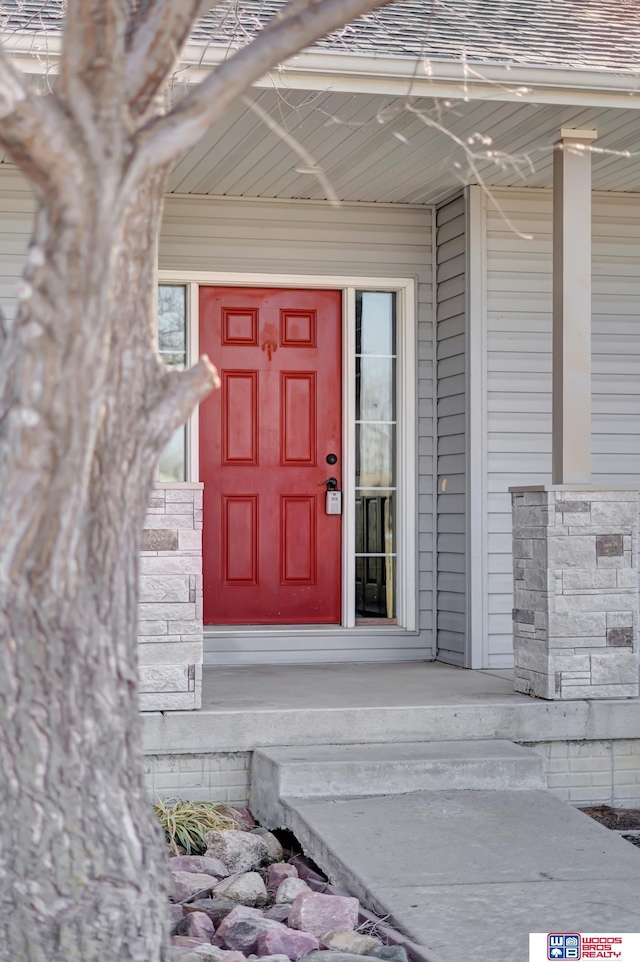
[158,270,417,633]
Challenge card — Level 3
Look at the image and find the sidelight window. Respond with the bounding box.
[157,284,188,481]
[355,291,397,621]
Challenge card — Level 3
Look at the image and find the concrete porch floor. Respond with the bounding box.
[200,661,514,710]
[142,661,640,755]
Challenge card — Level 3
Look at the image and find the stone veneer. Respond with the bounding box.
[511,487,639,700]
[138,483,203,711]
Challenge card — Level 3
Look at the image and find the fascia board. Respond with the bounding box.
[174,45,640,110]
[4,31,640,110]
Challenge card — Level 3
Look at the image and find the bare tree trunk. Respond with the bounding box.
[0,172,179,962]
[0,3,402,958]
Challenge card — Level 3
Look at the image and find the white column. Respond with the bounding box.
[552,128,597,485]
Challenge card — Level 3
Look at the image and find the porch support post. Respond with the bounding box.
[552,128,597,485]
[509,126,639,701]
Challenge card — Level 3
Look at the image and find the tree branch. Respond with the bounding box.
[57,0,130,158]
[126,0,225,119]
[0,45,81,202]
[60,0,129,94]
[131,0,397,175]
[148,355,219,447]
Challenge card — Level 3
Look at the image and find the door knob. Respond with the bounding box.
[320,477,338,491]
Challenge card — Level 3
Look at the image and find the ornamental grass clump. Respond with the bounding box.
[154,798,243,855]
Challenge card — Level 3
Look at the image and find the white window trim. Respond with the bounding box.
[158,270,417,633]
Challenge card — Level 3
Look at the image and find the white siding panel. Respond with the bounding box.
[159,195,434,665]
[483,187,640,668]
[436,194,466,667]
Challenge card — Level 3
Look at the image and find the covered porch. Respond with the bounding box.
[141,661,640,808]
[146,80,640,680]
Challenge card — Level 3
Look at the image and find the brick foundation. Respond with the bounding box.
[510,488,639,700]
[143,741,640,809]
[144,752,251,806]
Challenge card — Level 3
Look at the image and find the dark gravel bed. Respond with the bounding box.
[581,805,640,831]
[581,805,640,850]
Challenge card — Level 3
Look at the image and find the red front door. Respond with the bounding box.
[199,287,342,625]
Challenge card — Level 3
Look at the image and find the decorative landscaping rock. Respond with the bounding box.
[174,916,200,938]
[370,947,409,962]
[165,823,402,962]
[225,918,276,953]
[288,892,359,938]
[275,878,311,905]
[216,905,265,941]
[255,922,319,961]
[252,829,284,863]
[190,949,228,962]
[185,900,256,928]
[264,905,292,924]
[300,953,378,962]
[205,831,269,874]
[172,872,219,902]
[171,856,230,878]
[213,873,268,907]
[169,844,188,857]
[234,808,256,830]
[182,911,216,941]
[173,937,213,949]
[320,932,382,955]
[301,951,408,962]
[268,863,298,891]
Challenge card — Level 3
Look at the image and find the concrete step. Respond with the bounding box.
[251,740,546,825]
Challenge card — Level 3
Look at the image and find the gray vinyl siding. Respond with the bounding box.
[0,167,34,318]
[160,194,435,666]
[482,187,640,668]
[435,194,467,666]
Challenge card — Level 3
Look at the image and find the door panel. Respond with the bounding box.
[281,372,316,464]
[222,495,258,584]
[222,372,258,464]
[199,287,342,625]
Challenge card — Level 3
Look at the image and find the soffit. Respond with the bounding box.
[166,91,640,205]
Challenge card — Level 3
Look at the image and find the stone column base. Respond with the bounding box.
[138,482,204,711]
[510,487,639,700]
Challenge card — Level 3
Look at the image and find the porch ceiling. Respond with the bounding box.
[167,90,640,205]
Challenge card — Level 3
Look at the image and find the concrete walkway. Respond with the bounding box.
[284,791,640,961]
[251,743,640,962]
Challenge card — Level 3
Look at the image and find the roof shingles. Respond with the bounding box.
[2,0,640,72]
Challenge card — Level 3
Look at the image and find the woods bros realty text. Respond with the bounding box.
[529,934,640,959]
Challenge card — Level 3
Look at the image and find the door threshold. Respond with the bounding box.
[204,624,409,635]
